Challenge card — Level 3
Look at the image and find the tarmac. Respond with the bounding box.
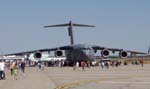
[1,64,150,89]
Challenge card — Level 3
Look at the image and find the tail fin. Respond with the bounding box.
[44,21,95,45]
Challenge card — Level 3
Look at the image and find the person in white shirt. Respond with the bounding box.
[76,61,79,69]
[0,60,5,80]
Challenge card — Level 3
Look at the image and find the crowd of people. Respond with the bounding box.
[0,58,145,80]
[72,59,144,71]
[0,60,26,80]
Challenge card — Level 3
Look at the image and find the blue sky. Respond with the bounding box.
[0,0,150,54]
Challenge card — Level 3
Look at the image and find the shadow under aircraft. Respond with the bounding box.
[4,21,147,65]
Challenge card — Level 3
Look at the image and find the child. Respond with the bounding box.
[13,63,18,80]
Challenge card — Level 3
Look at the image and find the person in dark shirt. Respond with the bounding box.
[21,61,26,73]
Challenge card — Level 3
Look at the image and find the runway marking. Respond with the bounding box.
[54,78,106,89]
[54,76,131,89]
[54,75,149,89]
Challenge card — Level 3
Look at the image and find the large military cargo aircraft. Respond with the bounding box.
[4,21,147,63]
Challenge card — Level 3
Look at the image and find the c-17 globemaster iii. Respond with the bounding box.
[3,21,147,64]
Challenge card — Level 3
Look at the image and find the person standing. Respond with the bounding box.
[101,61,105,69]
[13,63,18,80]
[76,61,79,70]
[81,61,86,71]
[41,62,44,70]
[139,59,144,67]
[10,61,15,76]
[21,61,26,73]
[0,60,5,80]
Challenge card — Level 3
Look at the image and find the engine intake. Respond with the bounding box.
[34,51,42,59]
[101,49,109,58]
[55,50,63,56]
[119,51,128,58]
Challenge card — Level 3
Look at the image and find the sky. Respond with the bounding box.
[0,0,150,54]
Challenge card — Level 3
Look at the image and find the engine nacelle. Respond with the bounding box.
[119,51,128,58]
[101,49,109,58]
[55,50,63,57]
[34,51,42,59]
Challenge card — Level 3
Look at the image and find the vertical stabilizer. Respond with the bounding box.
[44,21,95,45]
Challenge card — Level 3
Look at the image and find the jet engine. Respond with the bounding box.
[101,49,109,57]
[34,51,42,59]
[119,51,128,58]
[55,50,63,57]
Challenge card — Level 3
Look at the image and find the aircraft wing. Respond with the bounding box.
[4,45,147,58]
[92,46,147,55]
[4,45,73,56]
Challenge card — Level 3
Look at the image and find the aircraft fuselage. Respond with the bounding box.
[65,44,95,62]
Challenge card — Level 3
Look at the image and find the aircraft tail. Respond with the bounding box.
[43,21,95,45]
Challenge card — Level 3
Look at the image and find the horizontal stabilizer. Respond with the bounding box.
[44,21,95,28]
[73,23,95,27]
[44,23,69,28]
